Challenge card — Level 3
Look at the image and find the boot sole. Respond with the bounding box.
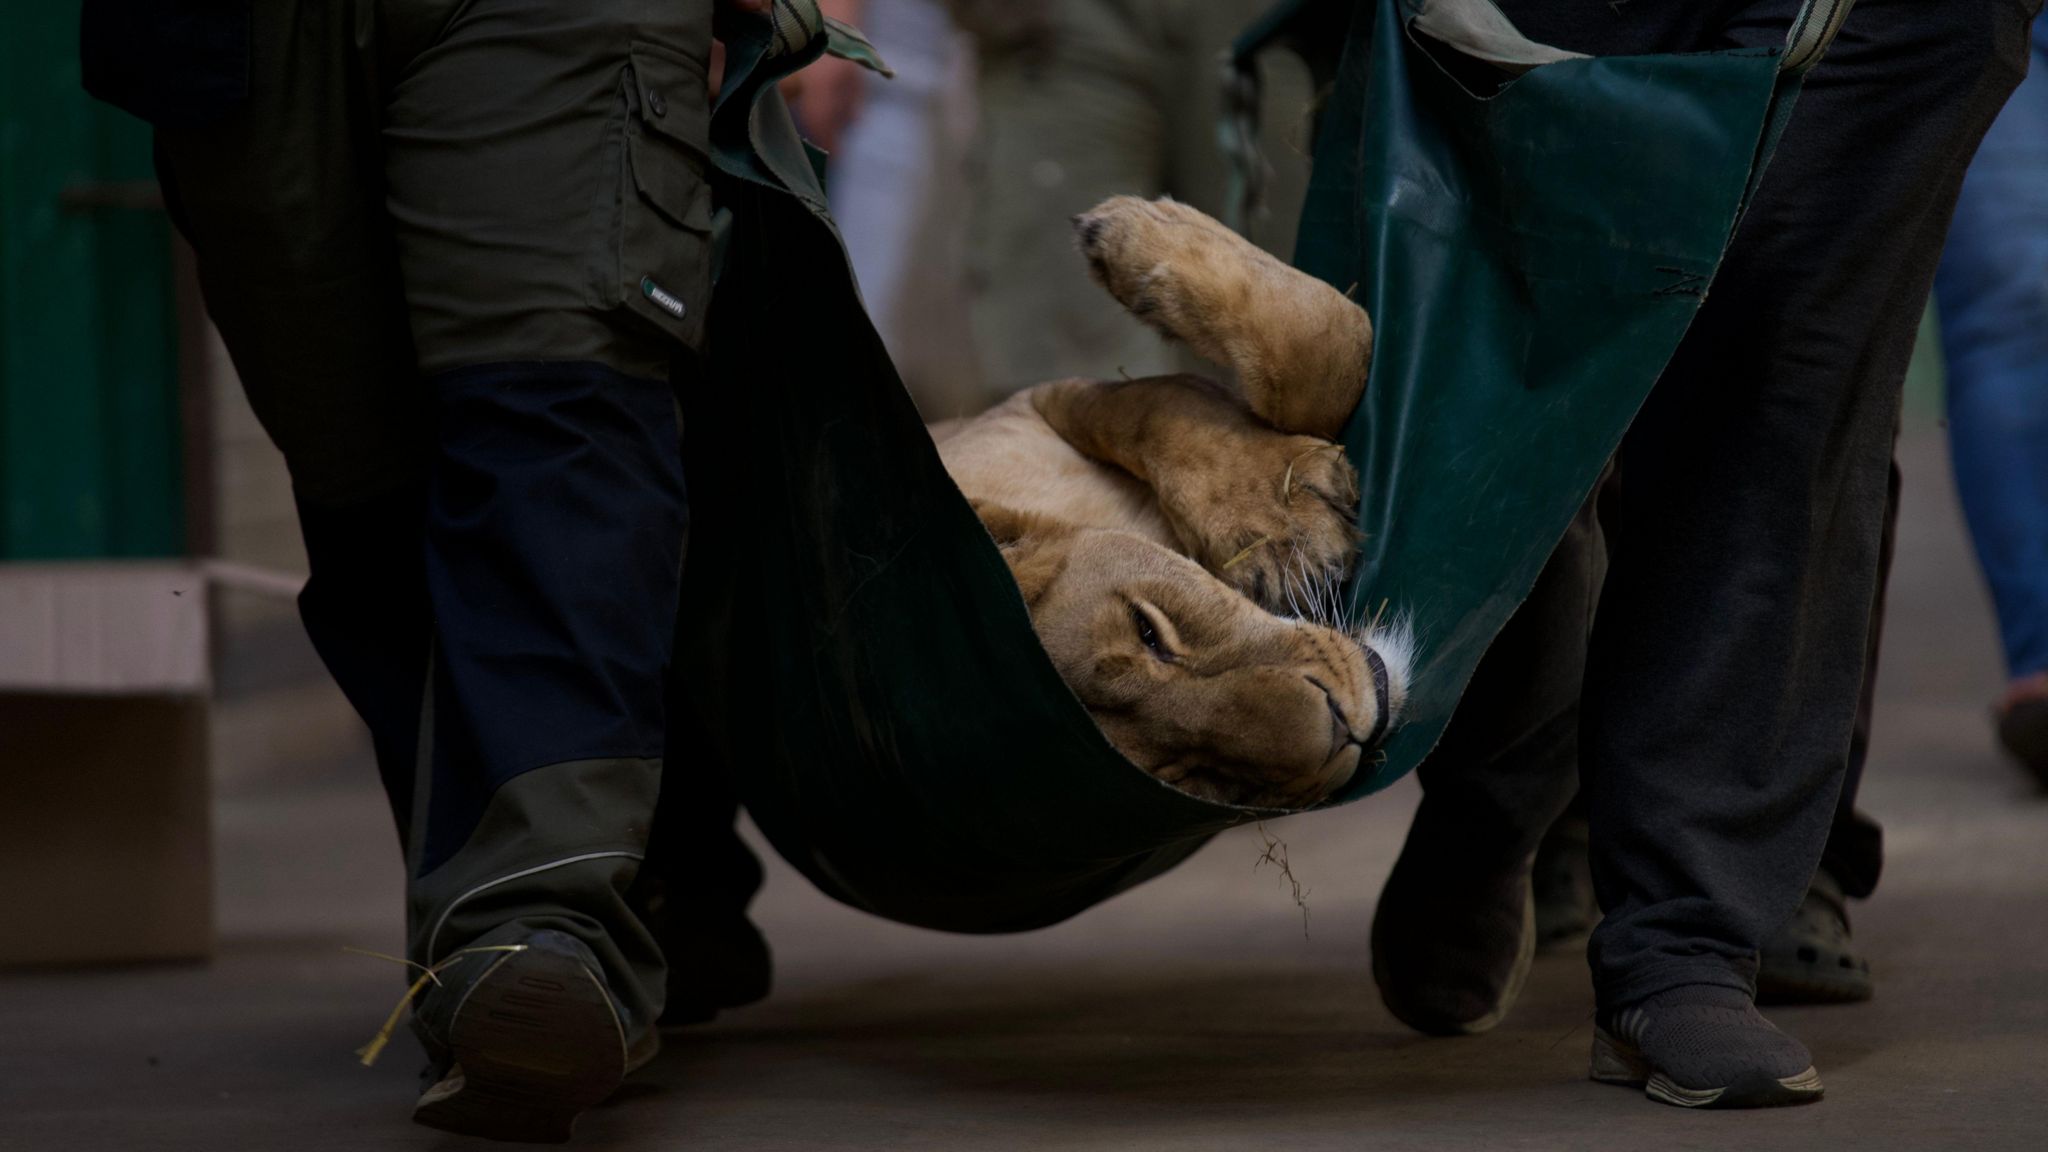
[413,946,628,1143]
[1591,1027,1823,1109]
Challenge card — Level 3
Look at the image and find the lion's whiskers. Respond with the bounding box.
[1271,543,1349,629]
[1281,556,1309,621]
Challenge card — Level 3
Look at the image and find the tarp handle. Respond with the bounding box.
[1394,0,1857,75]
[1397,0,1584,74]
[1781,0,1858,74]
[755,0,895,75]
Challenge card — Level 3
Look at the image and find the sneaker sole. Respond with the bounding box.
[413,945,629,1143]
[1591,1027,1823,1109]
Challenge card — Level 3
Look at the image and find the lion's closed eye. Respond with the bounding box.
[1128,600,1181,663]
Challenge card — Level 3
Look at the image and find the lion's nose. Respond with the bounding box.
[1361,644,1394,750]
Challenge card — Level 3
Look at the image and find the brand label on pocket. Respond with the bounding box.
[641,277,687,319]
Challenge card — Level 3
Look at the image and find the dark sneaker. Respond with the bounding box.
[1997,675,2048,787]
[1757,867,1872,1004]
[1592,985,1824,1109]
[1371,824,1537,1036]
[411,927,649,1143]
[1532,807,1598,948]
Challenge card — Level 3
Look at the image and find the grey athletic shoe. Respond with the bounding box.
[1593,985,1824,1109]
[1757,868,1872,1004]
[411,926,654,1143]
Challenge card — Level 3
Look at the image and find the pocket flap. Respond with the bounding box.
[627,42,712,157]
[629,134,714,234]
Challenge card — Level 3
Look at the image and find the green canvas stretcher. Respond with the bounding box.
[679,0,1853,932]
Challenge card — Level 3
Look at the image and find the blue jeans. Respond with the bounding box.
[1936,15,2048,680]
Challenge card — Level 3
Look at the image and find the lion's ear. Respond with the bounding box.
[971,501,1072,608]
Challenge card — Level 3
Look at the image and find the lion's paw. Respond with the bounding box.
[1170,435,1362,618]
[1073,196,1240,341]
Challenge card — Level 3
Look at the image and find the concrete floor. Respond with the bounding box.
[4,427,2045,1151]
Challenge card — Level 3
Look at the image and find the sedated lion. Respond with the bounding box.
[933,195,1413,810]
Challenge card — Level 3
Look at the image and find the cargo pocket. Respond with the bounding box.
[616,41,715,352]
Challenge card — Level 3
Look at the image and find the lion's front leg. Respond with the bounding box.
[1031,376,1360,613]
[1073,196,1373,441]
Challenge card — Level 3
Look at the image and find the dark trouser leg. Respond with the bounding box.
[400,360,687,1041]
[294,488,432,841]
[1575,0,2035,1011]
[1372,494,1601,1033]
[1535,457,1891,943]
[154,1,431,843]
[1749,453,1897,1004]
[158,0,757,1060]
[1412,496,1603,863]
[1531,456,1894,991]
[1821,457,1898,902]
[633,698,773,1024]
[378,0,723,1043]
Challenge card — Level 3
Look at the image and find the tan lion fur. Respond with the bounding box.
[935,196,1411,809]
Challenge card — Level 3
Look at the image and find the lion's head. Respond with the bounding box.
[985,506,1413,808]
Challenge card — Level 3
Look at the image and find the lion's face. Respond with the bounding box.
[1004,521,1410,808]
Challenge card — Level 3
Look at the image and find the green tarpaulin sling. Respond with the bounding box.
[680,0,1851,931]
